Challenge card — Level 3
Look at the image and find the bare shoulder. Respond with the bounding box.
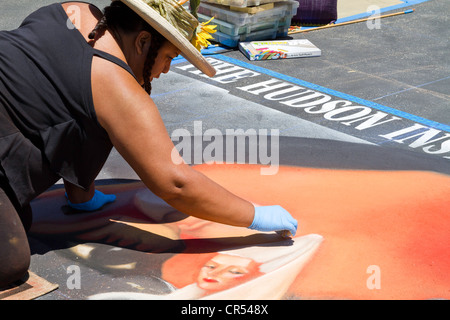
[62,2,103,40]
[91,56,160,134]
[90,56,178,190]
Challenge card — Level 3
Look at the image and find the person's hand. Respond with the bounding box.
[66,190,116,212]
[248,205,298,238]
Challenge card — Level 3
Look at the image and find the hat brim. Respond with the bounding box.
[116,0,216,77]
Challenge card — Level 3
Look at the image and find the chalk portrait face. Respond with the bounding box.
[196,253,262,292]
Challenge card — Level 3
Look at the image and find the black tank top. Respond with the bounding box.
[0,3,136,208]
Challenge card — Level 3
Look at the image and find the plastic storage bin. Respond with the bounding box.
[198,13,280,36]
[198,1,299,26]
[199,14,290,37]
[201,0,291,8]
[197,1,296,47]
[211,28,278,47]
[207,24,290,47]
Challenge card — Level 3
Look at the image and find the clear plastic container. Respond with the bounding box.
[201,0,291,8]
[211,28,280,47]
[198,13,281,36]
[277,25,289,38]
[278,14,293,27]
[198,1,299,26]
[209,25,290,47]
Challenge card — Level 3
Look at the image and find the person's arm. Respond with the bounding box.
[91,58,296,234]
[92,58,253,227]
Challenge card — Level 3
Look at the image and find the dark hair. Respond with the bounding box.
[89,1,166,94]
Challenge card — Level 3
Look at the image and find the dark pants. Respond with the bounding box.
[0,186,31,288]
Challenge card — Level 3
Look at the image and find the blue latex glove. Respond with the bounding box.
[248,205,298,238]
[66,190,116,211]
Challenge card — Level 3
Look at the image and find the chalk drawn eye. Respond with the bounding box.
[228,268,246,275]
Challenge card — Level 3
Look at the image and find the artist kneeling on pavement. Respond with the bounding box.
[0,0,297,288]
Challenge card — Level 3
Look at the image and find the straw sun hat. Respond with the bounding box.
[114,0,216,77]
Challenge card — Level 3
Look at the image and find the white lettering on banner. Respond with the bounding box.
[380,125,450,156]
[304,100,352,114]
[176,59,260,84]
[341,111,401,130]
[238,79,306,99]
[323,106,373,121]
[176,58,450,160]
[280,91,332,108]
